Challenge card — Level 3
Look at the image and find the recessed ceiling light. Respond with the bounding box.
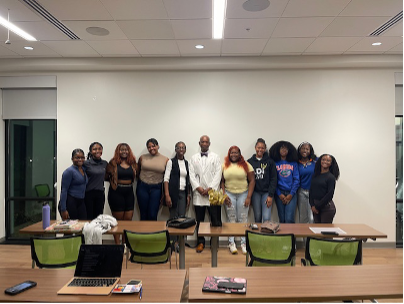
[213,0,226,39]
[372,42,382,46]
[243,0,270,12]
[86,27,110,36]
[195,45,204,49]
[24,46,34,50]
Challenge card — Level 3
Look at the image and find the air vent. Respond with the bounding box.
[369,11,403,36]
[19,0,80,40]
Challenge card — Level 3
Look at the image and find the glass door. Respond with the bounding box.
[396,116,403,247]
[5,120,56,242]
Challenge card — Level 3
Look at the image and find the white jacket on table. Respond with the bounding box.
[189,151,222,207]
[83,214,118,244]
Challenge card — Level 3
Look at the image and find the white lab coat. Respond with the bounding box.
[189,151,222,207]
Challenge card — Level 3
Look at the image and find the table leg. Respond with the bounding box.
[211,236,218,267]
[179,236,185,269]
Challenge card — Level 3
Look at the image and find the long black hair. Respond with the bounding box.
[313,154,340,180]
[87,142,103,160]
[269,140,298,162]
[297,141,317,161]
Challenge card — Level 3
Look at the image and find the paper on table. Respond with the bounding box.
[309,227,347,234]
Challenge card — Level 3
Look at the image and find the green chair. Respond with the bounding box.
[245,231,296,266]
[30,234,84,269]
[301,237,362,266]
[124,229,175,269]
[34,184,50,197]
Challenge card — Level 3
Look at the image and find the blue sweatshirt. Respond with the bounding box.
[298,159,316,190]
[275,160,300,196]
[60,165,88,211]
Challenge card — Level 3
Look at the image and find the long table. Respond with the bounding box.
[19,220,195,270]
[0,268,186,302]
[198,222,387,267]
[188,265,403,302]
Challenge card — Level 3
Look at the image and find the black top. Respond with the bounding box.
[83,158,108,192]
[117,165,134,181]
[247,152,277,197]
[168,157,190,209]
[309,171,336,210]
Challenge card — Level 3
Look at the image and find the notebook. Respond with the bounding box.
[57,244,124,295]
[202,276,247,294]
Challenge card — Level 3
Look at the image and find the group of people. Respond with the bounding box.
[59,135,340,253]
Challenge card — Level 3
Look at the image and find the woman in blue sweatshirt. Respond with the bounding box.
[269,141,299,223]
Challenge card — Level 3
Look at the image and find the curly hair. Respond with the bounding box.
[313,154,340,180]
[111,143,137,166]
[297,141,317,161]
[269,141,298,162]
[224,145,249,174]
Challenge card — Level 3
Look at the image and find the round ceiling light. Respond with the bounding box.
[242,0,270,12]
[195,45,204,49]
[24,46,34,50]
[86,27,110,36]
[372,42,382,46]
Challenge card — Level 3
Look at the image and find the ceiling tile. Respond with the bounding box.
[224,18,278,39]
[0,0,43,22]
[38,0,113,21]
[177,39,222,55]
[347,36,403,52]
[386,42,403,53]
[14,21,70,41]
[272,17,334,37]
[320,17,391,36]
[0,44,20,57]
[63,21,128,40]
[164,0,212,19]
[263,37,314,53]
[226,0,288,18]
[171,19,211,39]
[3,40,61,57]
[339,0,403,17]
[381,20,403,37]
[100,0,167,20]
[222,38,267,54]
[41,40,101,56]
[344,51,385,54]
[0,27,24,42]
[303,52,343,55]
[262,52,302,56]
[87,40,139,55]
[116,20,175,39]
[305,37,362,53]
[131,40,179,55]
[282,0,350,17]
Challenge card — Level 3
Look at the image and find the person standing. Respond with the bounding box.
[269,140,300,223]
[309,154,340,223]
[248,138,277,223]
[189,135,222,253]
[136,138,168,221]
[297,141,317,224]
[59,149,88,220]
[84,142,108,220]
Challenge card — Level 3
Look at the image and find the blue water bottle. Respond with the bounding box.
[42,202,50,229]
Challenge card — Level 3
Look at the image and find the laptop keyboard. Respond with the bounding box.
[68,278,116,287]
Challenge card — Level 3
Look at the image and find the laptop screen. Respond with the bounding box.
[74,245,124,278]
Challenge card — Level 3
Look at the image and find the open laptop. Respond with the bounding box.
[57,244,124,295]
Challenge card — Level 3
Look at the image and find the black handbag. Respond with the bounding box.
[166,216,196,229]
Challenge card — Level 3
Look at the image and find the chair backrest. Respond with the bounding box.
[246,231,296,266]
[304,237,362,266]
[30,234,84,269]
[124,230,170,265]
[35,184,50,197]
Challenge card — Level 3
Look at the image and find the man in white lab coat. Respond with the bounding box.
[189,135,222,253]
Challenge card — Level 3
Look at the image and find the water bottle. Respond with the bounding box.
[42,202,50,229]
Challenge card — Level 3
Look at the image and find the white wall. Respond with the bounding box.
[55,68,397,243]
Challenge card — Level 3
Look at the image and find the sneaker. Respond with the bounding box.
[241,243,247,255]
[229,243,238,254]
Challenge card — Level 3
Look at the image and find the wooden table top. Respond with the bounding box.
[0,268,186,302]
[198,222,387,239]
[188,265,402,302]
[19,220,196,237]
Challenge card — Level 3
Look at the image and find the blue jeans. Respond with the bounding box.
[136,181,162,221]
[224,190,248,245]
[251,191,272,223]
[275,191,297,223]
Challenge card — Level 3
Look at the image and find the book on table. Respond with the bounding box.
[202,276,247,294]
[45,219,85,232]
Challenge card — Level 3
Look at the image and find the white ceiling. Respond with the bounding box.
[0,0,402,58]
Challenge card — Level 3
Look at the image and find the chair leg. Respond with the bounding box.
[32,260,35,269]
[125,249,129,269]
[169,248,172,269]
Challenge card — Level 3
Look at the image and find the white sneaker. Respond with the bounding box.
[241,243,247,255]
[229,243,238,254]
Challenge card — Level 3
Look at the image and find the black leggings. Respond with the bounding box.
[84,189,105,220]
[108,186,135,212]
[66,194,87,220]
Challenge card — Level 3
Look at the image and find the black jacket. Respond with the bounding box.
[168,157,190,209]
[247,152,277,197]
